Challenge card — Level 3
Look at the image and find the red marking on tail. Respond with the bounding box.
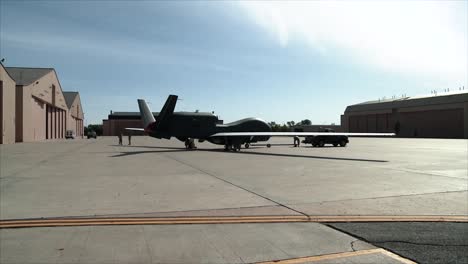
[145,122,157,133]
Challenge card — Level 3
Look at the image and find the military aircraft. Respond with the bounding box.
[126,95,394,151]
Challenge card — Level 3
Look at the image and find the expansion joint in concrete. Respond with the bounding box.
[162,154,311,219]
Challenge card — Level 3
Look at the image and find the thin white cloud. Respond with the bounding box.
[2,32,236,74]
[239,1,467,82]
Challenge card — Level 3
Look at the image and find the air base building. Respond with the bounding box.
[341,91,468,139]
[0,63,84,144]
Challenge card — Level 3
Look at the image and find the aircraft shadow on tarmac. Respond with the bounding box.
[110,145,388,163]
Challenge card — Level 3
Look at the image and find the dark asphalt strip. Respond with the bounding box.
[327,222,468,264]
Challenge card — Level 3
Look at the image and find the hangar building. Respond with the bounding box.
[341,91,468,139]
[103,112,159,136]
[0,64,16,144]
[63,92,85,138]
[0,64,84,143]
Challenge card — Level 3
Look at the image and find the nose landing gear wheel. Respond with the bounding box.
[245,143,250,149]
[266,144,271,148]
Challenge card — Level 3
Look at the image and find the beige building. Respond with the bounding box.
[64,92,84,138]
[0,63,16,144]
[0,65,84,143]
[341,91,468,139]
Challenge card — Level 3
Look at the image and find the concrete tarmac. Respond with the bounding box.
[1,137,466,219]
[0,223,377,264]
[0,136,467,263]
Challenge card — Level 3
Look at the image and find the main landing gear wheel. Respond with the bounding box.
[224,144,241,151]
[267,144,271,148]
[185,138,197,150]
[244,143,250,149]
[339,140,347,147]
[234,144,241,152]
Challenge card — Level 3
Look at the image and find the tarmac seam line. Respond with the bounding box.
[6,205,296,220]
[382,167,468,181]
[162,154,311,220]
[286,189,468,205]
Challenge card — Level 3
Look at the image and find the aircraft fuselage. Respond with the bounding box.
[148,112,271,145]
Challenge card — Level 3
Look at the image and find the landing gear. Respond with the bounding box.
[267,144,271,148]
[339,140,347,147]
[185,138,197,150]
[234,144,241,152]
[224,143,242,152]
[244,143,250,149]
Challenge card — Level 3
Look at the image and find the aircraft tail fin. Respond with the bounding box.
[155,94,177,130]
[137,99,156,129]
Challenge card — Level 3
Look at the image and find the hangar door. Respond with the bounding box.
[398,109,463,138]
[45,104,66,140]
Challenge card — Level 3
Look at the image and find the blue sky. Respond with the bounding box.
[1,1,466,125]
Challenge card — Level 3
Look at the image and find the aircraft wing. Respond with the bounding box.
[124,128,145,132]
[210,132,395,137]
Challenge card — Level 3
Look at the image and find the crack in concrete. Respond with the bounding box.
[350,239,358,251]
[141,226,154,263]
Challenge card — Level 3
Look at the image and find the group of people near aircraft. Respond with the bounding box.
[117,133,132,146]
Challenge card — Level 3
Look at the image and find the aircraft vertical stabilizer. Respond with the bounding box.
[155,95,178,130]
[137,99,156,128]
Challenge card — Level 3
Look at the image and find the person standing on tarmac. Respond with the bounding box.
[294,136,300,147]
[118,133,123,145]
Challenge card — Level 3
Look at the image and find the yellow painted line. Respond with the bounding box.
[0,215,308,225]
[0,219,309,228]
[0,218,309,228]
[256,249,382,263]
[0,215,307,224]
[256,248,416,264]
[1,215,466,229]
